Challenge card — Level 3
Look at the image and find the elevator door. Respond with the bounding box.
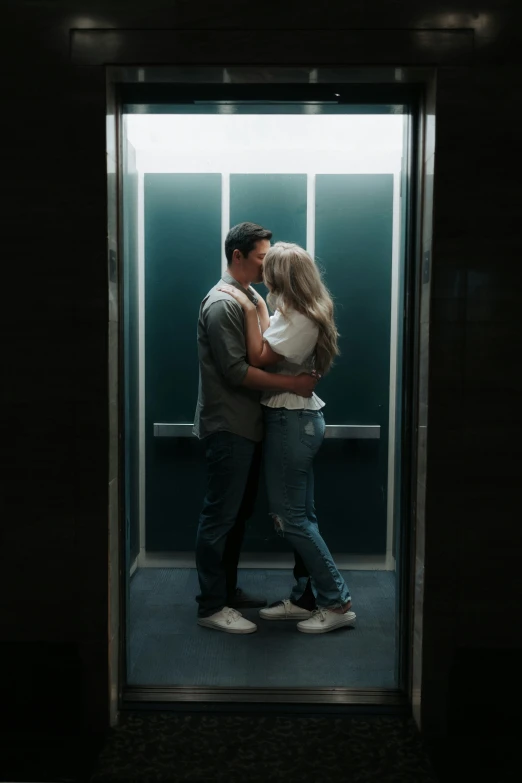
[143,172,393,555]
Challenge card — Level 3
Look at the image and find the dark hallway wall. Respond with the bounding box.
[1,0,521,737]
[420,63,522,736]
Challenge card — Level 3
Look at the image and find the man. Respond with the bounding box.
[193,222,318,634]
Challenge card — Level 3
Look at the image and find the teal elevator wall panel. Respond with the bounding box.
[143,172,394,555]
[230,173,307,301]
[230,174,307,248]
[314,174,393,553]
[144,173,222,551]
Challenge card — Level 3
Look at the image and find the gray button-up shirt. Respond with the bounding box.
[193,272,263,442]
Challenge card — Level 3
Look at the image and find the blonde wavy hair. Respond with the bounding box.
[263,242,340,374]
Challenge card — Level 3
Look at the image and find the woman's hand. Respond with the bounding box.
[218,284,255,312]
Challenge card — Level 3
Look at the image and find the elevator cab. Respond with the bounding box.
[120,82,415,698]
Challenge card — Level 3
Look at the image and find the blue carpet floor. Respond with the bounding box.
[128,568,397,688]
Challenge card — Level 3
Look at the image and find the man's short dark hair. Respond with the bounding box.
[225,222,273,265]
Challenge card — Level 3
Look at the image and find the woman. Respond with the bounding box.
[219,242,355,634]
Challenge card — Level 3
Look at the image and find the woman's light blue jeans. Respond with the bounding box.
[263,407,351,609]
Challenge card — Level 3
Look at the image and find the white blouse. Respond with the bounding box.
[261,308,325,411]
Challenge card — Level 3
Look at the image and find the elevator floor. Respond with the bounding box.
[128,567,396,688]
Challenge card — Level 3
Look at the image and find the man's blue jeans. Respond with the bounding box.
[263,408,351,608]
[195,432,261,618]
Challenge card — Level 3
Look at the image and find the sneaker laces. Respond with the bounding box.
[310,607,329,623]
[223,607,242,624]
[267,599,288,609]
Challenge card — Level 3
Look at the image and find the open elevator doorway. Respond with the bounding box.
[121,90,412,698]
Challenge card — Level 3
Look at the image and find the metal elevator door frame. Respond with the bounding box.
[110,66,427,711]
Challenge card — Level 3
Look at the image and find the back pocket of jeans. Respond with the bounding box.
[298,411,323,449]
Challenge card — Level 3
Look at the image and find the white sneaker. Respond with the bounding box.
[197,606,257,634]
[259,599,314,621]
[297,607,356,634]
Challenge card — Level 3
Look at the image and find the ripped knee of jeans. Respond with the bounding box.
[270,512,286,537]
